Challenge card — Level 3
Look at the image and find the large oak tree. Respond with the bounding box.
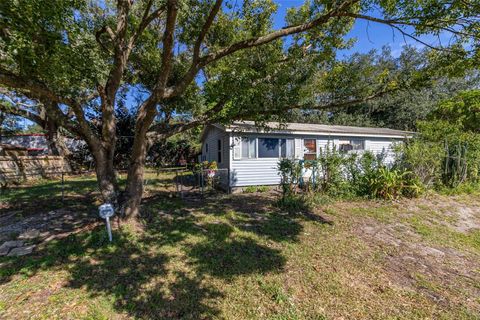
[0,0,478,220]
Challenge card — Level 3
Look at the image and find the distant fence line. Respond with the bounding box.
[1,167,230,204]
[0,155,71,181]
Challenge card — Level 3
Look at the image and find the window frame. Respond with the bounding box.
[233,136,298,160]
[303,138,317,160]
[338,139,365,153]
[241,137,257,159]
[280,138,295,159]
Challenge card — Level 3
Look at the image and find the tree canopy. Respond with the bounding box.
[0,0,479,218]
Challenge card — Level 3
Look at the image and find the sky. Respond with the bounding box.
[272,0,447,58]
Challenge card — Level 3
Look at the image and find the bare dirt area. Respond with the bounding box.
[336,195,480,316]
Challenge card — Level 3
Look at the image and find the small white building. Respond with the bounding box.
[200,121,413,190]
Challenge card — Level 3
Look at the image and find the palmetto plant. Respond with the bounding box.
[366,167,408,200]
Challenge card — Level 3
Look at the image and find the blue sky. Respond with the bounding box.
[273,0,446,58]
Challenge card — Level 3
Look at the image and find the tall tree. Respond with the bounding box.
[0,0,478,221]
[290,46,479,130]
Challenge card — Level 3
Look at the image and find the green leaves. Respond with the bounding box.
[432,90,480,132]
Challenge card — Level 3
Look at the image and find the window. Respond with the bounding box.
[303,139,316,160]
[205,143,209,153]
[280,139,294,158]
[217,139,222,163]
[339,139,364,153]
[258,138,279,158]
[241,137,256,159]
[351,139,364,150]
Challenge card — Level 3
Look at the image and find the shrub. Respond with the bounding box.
[276,193,312,213]
[277,149,424,202]
[257,185,270,193]
[364,167,422,200]
[277,158,302,196]
[243,186,258,193]
[393,139,443,188]
[315,145,349,196]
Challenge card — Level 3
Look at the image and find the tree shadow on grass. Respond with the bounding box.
[187,223,286,279]
[0,192,333,318]
[0,226,223,319]
[180,193,333,243]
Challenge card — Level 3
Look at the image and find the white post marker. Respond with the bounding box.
[99,203,115,242]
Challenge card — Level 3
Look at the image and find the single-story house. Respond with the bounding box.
[200,121,413,190]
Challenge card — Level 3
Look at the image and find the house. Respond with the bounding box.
[0,134,49,156]
[200,121,413,190]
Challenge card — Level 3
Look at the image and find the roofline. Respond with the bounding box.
[203,123,414,139]
[225,127,413,139]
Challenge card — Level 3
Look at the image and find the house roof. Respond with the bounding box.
[209,121,413,139]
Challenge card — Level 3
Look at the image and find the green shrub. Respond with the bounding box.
[393,139,443,188]
[277,158,302,196]
[277,147,426,202]
[364,167,402,200]
[243,186,258,193]
[315,145,350,197]
[257,185,270,193]
[275,194,312,213]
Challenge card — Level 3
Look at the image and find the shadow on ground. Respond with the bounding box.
[0,193,332,319]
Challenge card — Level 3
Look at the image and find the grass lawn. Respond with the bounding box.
[0,175,479,319]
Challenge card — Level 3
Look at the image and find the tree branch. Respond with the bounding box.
[339,12,479,52]
[152,0,179,97]
[129,1,166,47]
[0,102,45,126]
[294,87,398,111]
[0,69,100,146]
[193,0,223,62]
[165,0,358,98]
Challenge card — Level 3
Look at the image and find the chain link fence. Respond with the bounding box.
[1,167,230,210]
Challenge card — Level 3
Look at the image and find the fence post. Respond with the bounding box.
[227,168,231,194]
[61,172,65,204]
[175,170,179,195]
[180,171,184,199]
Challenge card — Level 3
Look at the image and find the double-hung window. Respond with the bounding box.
[241,137,256,159]
[234,137,295,159]
[280,139,295,158]
[339,139,364,153]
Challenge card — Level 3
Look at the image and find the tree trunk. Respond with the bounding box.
[123,134,148,219]
[94,148,119,207]
[122,101,158,220]
[45,118,69,156]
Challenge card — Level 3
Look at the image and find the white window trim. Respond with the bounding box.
[233,136,297,160]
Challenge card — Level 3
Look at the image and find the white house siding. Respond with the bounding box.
[228,133,404,187]
[201,127,229,169]
[365,138,400,165]
[230,158,281,186]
